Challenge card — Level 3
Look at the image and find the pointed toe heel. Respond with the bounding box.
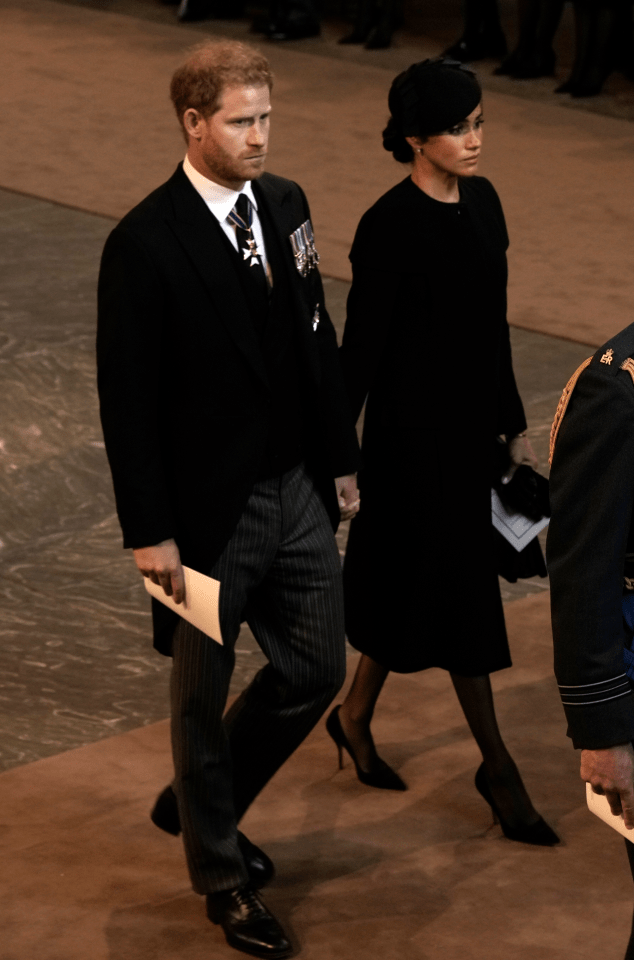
[475,763,560,846]
[325,705,407,791]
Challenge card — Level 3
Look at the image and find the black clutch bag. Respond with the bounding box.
[494,464,550,522]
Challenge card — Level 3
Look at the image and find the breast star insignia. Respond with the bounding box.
[600,348,614,365]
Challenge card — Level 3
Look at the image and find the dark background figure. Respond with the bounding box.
[338,0,402,49]
[97,39,360,959]
[555,0,634,97]
[252,0,321,39]
[330,58,559,848]
[548,326,634,960]
[495,0,566,78]
[444,0,508,62]
[168,0,246,22]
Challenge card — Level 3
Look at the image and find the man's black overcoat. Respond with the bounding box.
[97,165,359,654]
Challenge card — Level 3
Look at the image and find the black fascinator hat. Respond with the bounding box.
[383,58,482,163]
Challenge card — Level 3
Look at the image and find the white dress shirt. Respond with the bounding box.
[182,155,269,271]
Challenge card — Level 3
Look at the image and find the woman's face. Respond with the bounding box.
[410,103,484,179]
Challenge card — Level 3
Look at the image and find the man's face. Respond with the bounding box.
[185,84,271,189]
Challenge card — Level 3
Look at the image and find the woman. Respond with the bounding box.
[329,58,559,846]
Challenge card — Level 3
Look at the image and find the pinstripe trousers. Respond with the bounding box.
[170,463,346,895]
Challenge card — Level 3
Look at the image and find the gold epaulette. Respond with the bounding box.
[548,357,592,465]
[621,357,634,385]
[549,356,634,464]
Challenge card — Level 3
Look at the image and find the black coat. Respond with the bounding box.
[340,176,526,675]
[548,324,634,749]
[97,165,360,654]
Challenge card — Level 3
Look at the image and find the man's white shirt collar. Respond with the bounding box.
[183,155,259,222]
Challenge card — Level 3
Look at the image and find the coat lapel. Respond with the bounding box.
[164,166,269,390]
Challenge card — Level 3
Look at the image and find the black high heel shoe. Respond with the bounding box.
[325,705,407,791]
[475,763,560,846]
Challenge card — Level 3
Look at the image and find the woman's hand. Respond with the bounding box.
[501,433,538,484]
[335,474,360,521]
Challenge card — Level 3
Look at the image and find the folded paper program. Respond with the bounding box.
[144,565,223,645]
[491,488,549,553]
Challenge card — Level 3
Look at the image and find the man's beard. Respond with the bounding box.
[204,143,264,184]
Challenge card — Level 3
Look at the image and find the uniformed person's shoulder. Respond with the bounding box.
[549,321,634,463]
[588,322,634,378]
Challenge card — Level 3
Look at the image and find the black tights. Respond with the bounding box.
[338,655,539,827]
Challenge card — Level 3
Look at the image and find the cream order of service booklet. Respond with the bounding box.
[144,565,223,645]
[491,488,550,552]
[587,782,634,839]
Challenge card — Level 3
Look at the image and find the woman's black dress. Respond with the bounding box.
[340,175,527,676]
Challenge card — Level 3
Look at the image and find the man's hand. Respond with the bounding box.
[501,433,539,484]
[581,743,634,829]
[133,538,185,604]
[335,474,360,521]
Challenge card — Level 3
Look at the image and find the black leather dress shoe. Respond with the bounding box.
[207,885,293,959]
[150,784,182,836]
[237,832,275,889]
[150,785,275,888]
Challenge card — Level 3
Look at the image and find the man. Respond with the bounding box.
[548,325,634,959]
[97,40,360,959]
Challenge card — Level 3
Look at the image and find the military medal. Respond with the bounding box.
[290,219,320,277]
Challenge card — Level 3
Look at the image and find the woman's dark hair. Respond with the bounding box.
[382,58,482,163]
[382,115,417,163]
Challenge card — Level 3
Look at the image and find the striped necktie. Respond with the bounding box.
[228,193,269,295]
